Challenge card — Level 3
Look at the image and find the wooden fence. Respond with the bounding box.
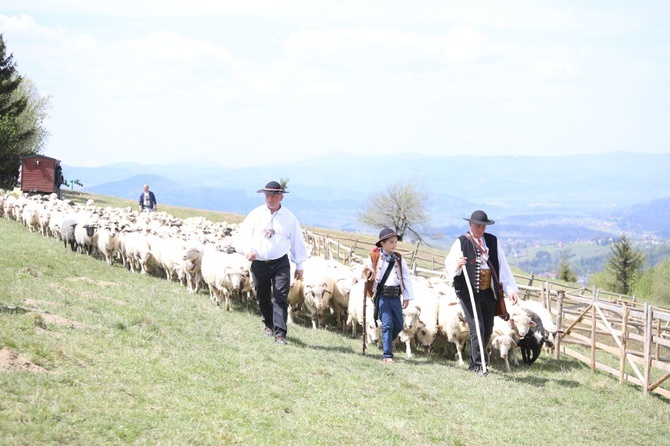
[305,230,670,399]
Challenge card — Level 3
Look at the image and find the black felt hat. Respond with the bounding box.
[464,210,495,225]
[257,180,288,194]
[375,228,402,247]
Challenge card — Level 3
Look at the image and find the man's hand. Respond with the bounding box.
[294,269,304,281]
[507,291,519,305]
[402,299,409,309]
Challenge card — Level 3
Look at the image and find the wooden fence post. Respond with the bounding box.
[643,303,652,395]
[555,290,564,361]
[619,303,628,384]
[590,290,597,372]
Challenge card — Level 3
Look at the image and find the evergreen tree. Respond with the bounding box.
[0,34,46,189]
[605,234,645,294]
[557,250,577,283]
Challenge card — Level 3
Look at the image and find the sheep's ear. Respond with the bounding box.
[511,339,517,346]
[530,321,537,328]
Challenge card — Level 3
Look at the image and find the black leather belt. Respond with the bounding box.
[255,254,287,264]
[382,285,401,297]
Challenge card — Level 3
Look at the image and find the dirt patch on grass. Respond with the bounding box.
[65,277,118,287]
[28,312,87,329]
[0,348,49,373]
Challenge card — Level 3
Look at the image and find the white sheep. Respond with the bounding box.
[200,248,250,310]
[301,256,335,329]
[120,231,153,274]
[182,244,205,294]
[488,316,519,372]
[395,305,422,358]
[345,280,380,347]
[411,277,441,354]
[96,221,121,266]
[326,259,358,332]
[437,297,470,366]
[21,201,41,232]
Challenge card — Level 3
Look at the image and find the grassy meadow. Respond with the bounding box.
[1,213,669,446]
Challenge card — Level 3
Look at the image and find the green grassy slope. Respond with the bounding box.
[0,214,668,445]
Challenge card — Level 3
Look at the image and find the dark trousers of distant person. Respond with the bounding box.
[459,289,496,370]
[250,254,290,338]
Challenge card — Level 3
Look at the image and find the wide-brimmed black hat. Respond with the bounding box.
[375,228,402,247]
[464,210,495,225]
[257,180,288,194]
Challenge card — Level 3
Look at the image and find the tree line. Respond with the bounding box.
[0,34,50,189]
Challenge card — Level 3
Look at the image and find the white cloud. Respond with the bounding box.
[535,60,584,80]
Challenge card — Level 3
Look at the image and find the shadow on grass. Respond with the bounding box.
[0,305,29,315]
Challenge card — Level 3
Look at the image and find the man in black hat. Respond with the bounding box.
[445,210,519,375]
[236,180,309,345]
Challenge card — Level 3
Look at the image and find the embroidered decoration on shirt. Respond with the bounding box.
[263,211,278,239]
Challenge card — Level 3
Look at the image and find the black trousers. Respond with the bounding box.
[250,254,290,337]
[459,288,496,370]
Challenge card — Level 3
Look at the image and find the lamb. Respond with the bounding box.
[519,299,561,361]
[488,316,519,372]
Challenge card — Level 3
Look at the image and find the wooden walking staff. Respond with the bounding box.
[462,261,487,374]
[362,287,368,355]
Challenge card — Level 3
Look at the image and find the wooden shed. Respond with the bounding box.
[20,155,64,194]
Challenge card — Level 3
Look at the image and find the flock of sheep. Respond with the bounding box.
[1,190,560,370]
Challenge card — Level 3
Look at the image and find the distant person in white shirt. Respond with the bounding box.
[236,180,308,346]
[444,210,519,376]
[138,184,157,212]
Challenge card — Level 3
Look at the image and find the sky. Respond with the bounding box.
[1,1,669,168]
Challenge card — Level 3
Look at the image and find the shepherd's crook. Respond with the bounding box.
[362,287,367,355]
[462,262,487,375]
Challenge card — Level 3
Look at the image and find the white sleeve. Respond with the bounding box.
[497,242,519,295]
[444,238,463,281]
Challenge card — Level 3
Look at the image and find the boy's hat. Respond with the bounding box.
[257,180,288,194]
[464,210,495,225]
[375,228,402,247]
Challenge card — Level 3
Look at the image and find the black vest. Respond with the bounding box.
[453,232,500,299]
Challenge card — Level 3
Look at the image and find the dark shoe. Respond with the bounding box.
[262,327,274,337]
[275,336,287,345]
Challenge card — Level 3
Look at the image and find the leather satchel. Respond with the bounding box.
[494,280,509,320]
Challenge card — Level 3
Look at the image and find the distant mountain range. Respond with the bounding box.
[62,152,670,248]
